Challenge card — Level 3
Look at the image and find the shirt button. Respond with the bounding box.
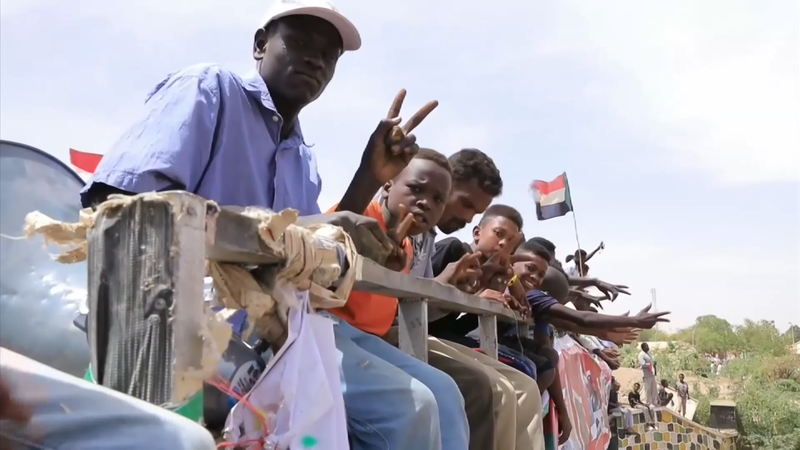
[272,116,279,122]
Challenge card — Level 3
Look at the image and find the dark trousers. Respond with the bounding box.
[429,351,496,450]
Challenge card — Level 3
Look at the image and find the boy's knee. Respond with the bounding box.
[411,379,439,408]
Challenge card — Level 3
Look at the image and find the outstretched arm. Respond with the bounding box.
[545,303,668,330]
[584,241,604,262]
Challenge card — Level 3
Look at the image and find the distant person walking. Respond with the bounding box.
[638,343,658,405]
[677,373,690,416]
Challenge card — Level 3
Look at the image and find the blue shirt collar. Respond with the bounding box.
[242,71,305,144]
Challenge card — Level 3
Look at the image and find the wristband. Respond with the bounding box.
[507,275,519,287]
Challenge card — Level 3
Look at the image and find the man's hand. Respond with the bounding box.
[602,327,641,345]
[307,212,397,264]
[592,279,630,301]
[633,303,670,329]
[557,411,573,445]
[361,89,438,185]
[597,349,621,370]
[570,289,604,309]
[0,376,31,450]
[479,289,512,306]
[506,278,531,319]
[437,252,483,287]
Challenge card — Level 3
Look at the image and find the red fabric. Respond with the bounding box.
[530,173,566,196]
[69,149,102,174]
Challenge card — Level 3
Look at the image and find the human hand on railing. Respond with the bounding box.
[0,376,31,450]
[436,252,483,287]
[478,289,513,307]
[359,89,439,185]
[506,277,531,319]
[384,205,416,272]
[316,211,397,263]
[477,233,522,291]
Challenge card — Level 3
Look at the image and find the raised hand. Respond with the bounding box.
[570,289,605,309]
[479,232,523,290]
[438,252,483,287]
[634,303,670,329]
[593,279,630,301]
[603,328,641,345]
[384,204,416,272]
[361,89,439,184]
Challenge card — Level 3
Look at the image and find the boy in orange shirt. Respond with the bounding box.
[324,149,473,450]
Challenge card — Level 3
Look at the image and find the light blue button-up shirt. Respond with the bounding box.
[81,63,322,215]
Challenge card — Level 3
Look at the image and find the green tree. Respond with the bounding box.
[691,315,741,355]
[737,319,790,357]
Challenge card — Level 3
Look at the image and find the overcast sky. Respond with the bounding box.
[1,0,798,331]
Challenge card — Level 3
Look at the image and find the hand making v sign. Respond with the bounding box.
[361,89,439,184]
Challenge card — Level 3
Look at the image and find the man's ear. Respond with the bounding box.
[253,28,268,60]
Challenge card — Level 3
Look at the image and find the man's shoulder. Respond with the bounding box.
[168,63,242,84]
[147,64,245,99]
[434,236,470,253]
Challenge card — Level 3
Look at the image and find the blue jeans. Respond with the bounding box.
[0,348,216,450]
[324,313,469,450]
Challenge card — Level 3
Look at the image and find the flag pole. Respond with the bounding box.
[564,172,585,276]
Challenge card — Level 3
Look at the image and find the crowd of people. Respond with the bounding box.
[607,344,692,437]
[0,1,671,449]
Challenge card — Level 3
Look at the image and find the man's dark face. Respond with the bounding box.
[642,343,650,352]
[253,15,342,107]
[437,179,495,234]
[679,374,684,382]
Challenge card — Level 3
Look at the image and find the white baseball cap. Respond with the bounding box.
[260,0,361,52]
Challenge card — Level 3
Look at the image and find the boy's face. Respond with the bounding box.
[634,383,641,392]
[472,216,519,256]
[385,158,451,236]
[679,375,684,382]
[513,252,548,290]
[661,380,668,387]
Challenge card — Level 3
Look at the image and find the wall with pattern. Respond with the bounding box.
[612,407,738,450]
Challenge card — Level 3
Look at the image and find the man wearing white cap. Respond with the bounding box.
[68,0,460,449]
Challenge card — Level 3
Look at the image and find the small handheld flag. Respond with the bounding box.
[69,148,102,178]
[530,172,574,221]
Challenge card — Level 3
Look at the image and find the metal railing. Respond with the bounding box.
[86,191,528,405]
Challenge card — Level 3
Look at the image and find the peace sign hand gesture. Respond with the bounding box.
[384,205,416,272]
[437,252,483,287]
[361,89,439,184]
[633,303,671,329]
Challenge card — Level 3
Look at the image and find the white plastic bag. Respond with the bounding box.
[225,287,348,450]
